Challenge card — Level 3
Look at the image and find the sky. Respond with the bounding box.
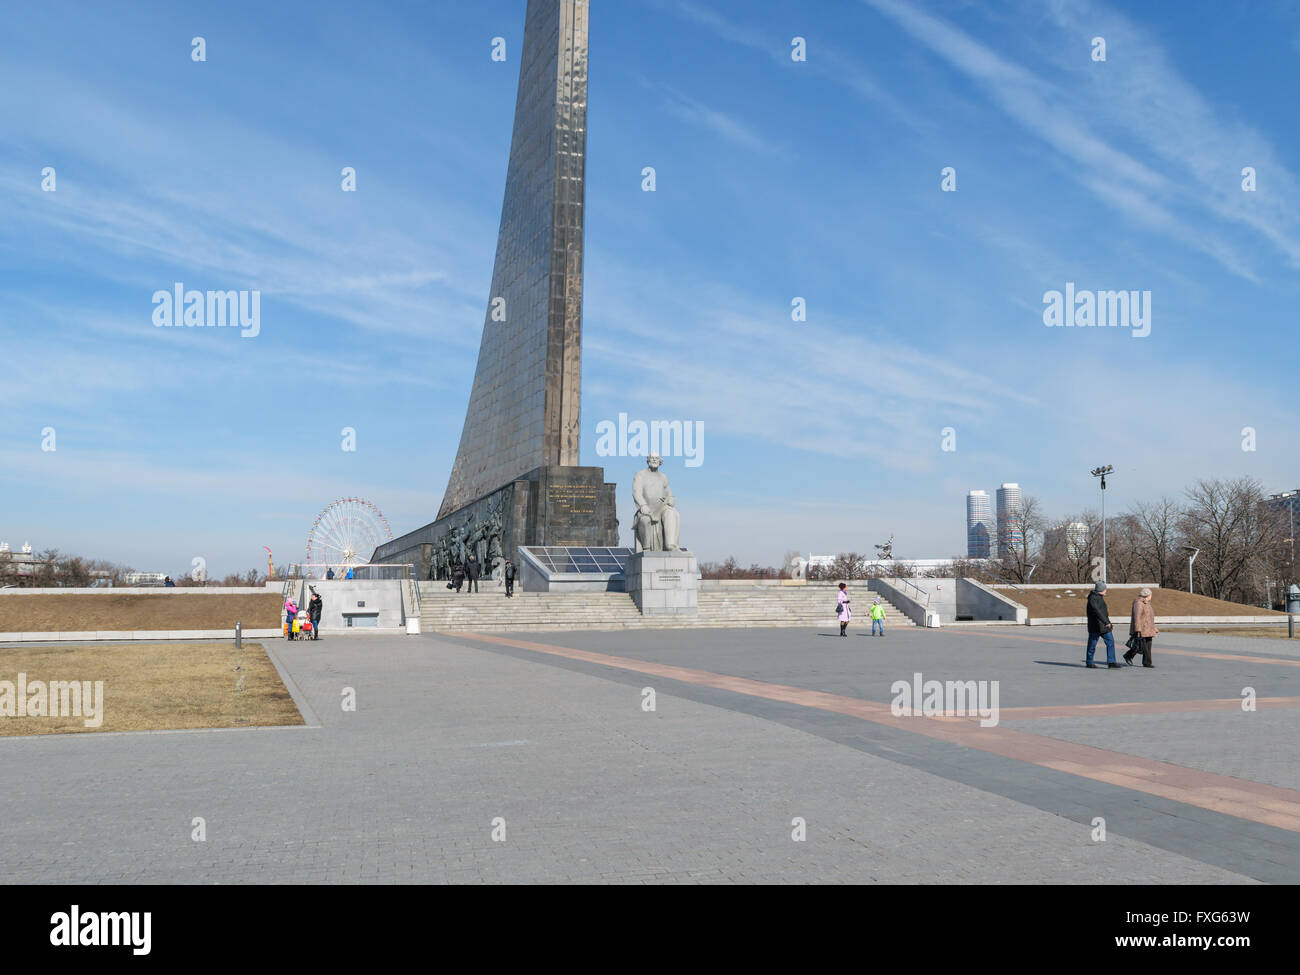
[2,0,1298,577]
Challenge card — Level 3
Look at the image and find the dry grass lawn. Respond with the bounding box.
[0,592,283,632]
[0,642,303,736]
[993,587,1279,618]
[994,586,1286,620]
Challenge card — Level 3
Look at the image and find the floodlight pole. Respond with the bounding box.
[1101,478,1106,583]
[1091,466,1112,584]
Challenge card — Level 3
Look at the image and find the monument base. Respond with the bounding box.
[626,551,699,616]
[371,466,619,580]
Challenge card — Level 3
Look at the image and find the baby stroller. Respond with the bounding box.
[295,609,313,640]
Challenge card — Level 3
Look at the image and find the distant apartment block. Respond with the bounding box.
[967,490,993,559]
[1045,522,1089,561]
[996,483,1023,559]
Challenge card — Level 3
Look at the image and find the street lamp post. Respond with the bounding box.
[1182,546,1200,595]
[1290,494,1296,578]
[1027,563,1038,584]
[1090,466,1113,583]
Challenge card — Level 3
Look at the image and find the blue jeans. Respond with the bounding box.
[872,619,884,635]
[1086,630,1116,664]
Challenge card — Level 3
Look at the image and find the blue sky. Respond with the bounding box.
[2,0,1297,576]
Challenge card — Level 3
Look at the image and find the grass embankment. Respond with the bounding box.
[0,592,283,632]
[0,641,303,735]
[993,587,1286,620]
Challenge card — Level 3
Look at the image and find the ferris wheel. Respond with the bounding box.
[306,498,392,573]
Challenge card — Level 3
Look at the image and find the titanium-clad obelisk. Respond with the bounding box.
[440,0,589,515]
[374,0,618,581]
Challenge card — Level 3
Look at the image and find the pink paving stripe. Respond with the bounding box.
[949,628,1300,667]
[998,697,1300,720]
[450,631,1300,833]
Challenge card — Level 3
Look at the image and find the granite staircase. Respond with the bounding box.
[419,583,914,632]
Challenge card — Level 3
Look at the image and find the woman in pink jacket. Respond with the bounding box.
[284,597,299,640]
[837,582,852,637]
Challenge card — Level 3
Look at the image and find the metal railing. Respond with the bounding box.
[887,574,931,609]
[279,563,414,582]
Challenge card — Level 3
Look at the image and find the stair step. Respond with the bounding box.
[415,585,919,631]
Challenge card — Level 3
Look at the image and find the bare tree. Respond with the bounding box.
[1040,512,1102,583]
[832,552,872,581]
[1102,513,1142,584]
[1130,497,1185,589]
[1180,477,1283,602]
[997,495,1044,583]
[949,558,1001,584]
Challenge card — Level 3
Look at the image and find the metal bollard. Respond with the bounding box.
[235,620,243,648]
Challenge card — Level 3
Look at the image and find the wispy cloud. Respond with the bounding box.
[662,0,921,130]
[585,257,1035,473]
[645,81,775,154]
[860,0,1300,280]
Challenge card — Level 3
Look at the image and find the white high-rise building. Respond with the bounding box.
[996,483,1023,559]
[966,490,993,558]
[1046,522,1090,561]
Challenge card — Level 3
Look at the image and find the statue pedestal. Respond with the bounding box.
[626,551,698,616]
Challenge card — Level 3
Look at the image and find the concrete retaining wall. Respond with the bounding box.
[899,578,956,621]
[281,580,409,630]
[0,587,272,596]
[868,578,928,626]
[957,578,1028,623]
[0,629,282,642]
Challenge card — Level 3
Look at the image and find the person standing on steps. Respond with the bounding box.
[1085,581,1120,669]
[465,553,480,593]
[869,598,886,636]
[837,582,851,636]
[1125,587,1159,667]
[504,558,516,598]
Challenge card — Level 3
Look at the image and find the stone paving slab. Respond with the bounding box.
[1013,709,1300,792]
[490,625,1300,709]
[442,626,1300,881]
[0,633,1257,884]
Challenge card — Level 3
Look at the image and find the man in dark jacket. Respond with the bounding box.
[1085,581,1120,669]
[465,554,480,593]
[308,590,323,641]
[503,558,516,598]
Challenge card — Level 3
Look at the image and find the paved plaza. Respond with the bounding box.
[2,623,1297,883]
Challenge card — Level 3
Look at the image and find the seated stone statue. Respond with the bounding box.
[633,454,681,552]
